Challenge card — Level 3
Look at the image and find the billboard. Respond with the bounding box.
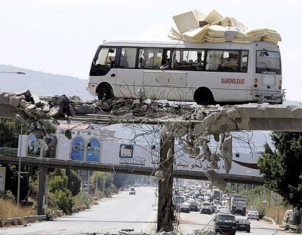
[18,133,261,178]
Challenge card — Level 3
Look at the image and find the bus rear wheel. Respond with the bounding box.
[194,88,214,105]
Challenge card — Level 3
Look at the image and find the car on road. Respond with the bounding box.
[174,196,185,205]
[217,205,229,213]
[189,201,199,211]
[129,187,136,195]
[214,213,237,235]
[179,202,190,213]
[200,202,214,214]
[236,218,251,233]
[247,210,259,220]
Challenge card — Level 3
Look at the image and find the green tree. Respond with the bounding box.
[66,169,81,196]
[54,189,74,214]
[3,164,29,202]
[90,172,111,191]
[48,170,74,214]
[0,118,20,148]
[258,132,302,210]
[49,175,68,193]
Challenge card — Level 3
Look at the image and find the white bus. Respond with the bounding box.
[88,40,282,105]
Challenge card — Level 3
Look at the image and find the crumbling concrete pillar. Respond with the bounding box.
[157,132,175,232]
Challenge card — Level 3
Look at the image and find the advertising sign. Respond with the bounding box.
[27,134,41,157]
[119,144,133,158]
[18,132,262,178]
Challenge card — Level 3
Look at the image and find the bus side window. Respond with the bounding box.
[206,50,223,71]
[120,48,137,68]
[161,49,172,69]
[240,51,249,72]
[173,50,202,71]
[139,48,163,69]
[220,51,239,72]
[138,49,145,68]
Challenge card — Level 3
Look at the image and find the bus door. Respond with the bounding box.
[141,48,187,100]
[162,49,187,100]
[115,47,139,98]
[256,50,281,92]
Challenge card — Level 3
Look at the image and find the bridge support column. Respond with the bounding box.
[38,166,47,215]
[157,133,174,232]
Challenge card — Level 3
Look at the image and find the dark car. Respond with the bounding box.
[214,213,237,235]
[179,203,190,213]
[236,219,251,232]
[201,202,214,214]
[201,205,213,214]
[189,202,199,211]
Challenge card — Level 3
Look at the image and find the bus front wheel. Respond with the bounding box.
[97,84,114,112]
[97,83,113,100]
[194,88,214,105]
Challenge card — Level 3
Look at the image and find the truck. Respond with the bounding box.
[212,189,221,201]
[231,195,247,216]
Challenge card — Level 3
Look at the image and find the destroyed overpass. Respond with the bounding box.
[1,91,302,184]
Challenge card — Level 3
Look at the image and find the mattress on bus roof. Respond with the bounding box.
[172,10,205,34]
[168,9,281,45]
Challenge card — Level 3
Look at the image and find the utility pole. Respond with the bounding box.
[15,114,25,207]
[157,129,174,232]
[277,193,280,224]
[17,124,22,206]
[38,166,47,215]
[87,170,90,193]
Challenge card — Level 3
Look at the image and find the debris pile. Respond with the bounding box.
[169,9,281,45]
[0,91,194,119]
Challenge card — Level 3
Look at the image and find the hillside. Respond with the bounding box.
[0,64,94,100]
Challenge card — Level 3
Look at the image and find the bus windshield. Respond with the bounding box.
[256,50,281,74]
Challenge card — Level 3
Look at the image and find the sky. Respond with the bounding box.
[0,0,301,101]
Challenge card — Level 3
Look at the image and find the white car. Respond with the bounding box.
[217,206,229,214]
[129,187,136,195]
[247,210,259,220]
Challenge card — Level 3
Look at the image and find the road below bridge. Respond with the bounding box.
[0,186,288,235]
[0,187,158,235]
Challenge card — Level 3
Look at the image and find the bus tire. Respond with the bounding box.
[96,83,114,112]
[194,88,214,105]
[97,83,113,100]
